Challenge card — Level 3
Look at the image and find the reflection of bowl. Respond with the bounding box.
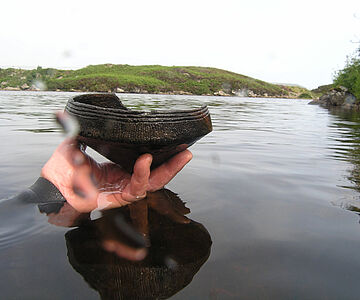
[66,207,212,300]
[65,93,212,172]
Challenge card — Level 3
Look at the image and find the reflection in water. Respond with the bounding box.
[327,108,360,213]
[42,189,212,300]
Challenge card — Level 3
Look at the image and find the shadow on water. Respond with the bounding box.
[42,189,212,300]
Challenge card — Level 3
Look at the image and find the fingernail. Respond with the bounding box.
[145,154,153,165]
[185,150,193,161]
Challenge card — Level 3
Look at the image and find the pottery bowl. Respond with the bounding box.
[65,93,212,172]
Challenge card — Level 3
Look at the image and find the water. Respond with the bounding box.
[1,91,360,299]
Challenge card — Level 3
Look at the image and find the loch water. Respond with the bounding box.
[1,91,360,299]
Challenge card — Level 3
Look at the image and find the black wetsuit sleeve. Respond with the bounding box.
[29,177,66,204]
[0,177,66,216]
[6,177,66,205]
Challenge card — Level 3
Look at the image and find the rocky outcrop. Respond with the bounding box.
[309,86,358,109]
[21,83,30,90]
[115,87,124,93]
[214,90,230,96]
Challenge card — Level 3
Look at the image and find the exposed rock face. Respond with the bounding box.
[309,86,358,109]
[248,90,258,97]
[21,83,29,90]
[214,90,230,96]
[177,90,193,95]
[232,89,248,97]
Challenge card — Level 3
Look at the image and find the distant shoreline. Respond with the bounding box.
[0,64,317,99]
[0,88,316,100]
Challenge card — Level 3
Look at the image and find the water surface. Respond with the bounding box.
[1,91,360,299]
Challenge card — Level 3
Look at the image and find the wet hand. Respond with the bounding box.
[41,139,192,213]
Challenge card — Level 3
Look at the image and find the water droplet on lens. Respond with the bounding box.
[32,80,47,91]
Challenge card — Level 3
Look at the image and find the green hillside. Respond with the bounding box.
[0,64,314,98]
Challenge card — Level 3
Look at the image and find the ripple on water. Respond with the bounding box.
[0,199,50,250]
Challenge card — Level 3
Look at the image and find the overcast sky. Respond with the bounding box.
[1,0,359,89]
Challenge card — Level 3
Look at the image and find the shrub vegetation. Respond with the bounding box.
[334,47,360,99]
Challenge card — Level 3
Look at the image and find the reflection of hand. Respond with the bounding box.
[41,139,192,213]
[110,189,191,249]
[102,190,191,259]
[102,239,147,261]
[44,200,147,261]
[46,202,89,227]
[147,189,191,224]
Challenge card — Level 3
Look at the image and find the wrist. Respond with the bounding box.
[29,177,66,204]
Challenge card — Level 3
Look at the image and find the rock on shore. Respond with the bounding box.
[309,86,358,109]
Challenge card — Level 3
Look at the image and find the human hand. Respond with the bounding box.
[41,139,192,213]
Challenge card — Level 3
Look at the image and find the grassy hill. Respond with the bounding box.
[0,64,314,98]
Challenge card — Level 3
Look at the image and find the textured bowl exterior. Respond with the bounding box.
[65,93,212,172]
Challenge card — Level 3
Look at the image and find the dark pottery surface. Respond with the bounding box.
[65,93,212,172]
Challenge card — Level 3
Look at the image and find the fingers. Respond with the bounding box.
[148,150,193,192]
[64,152,152,212]
[121,154,152,202]
[52,137,103,212]
[103,240,147,261]
[69,163,99,212]
[51,145,192,213]
[71,164,129,212]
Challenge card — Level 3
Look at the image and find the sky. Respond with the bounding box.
[1,0,359,89]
